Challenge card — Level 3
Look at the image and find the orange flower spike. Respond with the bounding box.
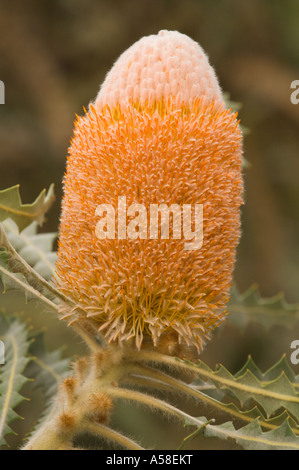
[55,30,243,356]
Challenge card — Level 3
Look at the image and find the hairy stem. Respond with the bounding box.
[104,386,205,428]
[84,422,144,450]
[123,365,283,434]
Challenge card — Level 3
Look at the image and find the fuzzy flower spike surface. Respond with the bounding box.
[56,30,243,356]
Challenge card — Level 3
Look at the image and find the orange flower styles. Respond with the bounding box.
[55,30,243,356]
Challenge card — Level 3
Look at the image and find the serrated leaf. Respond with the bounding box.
[204,417,299,450]
[0,314,32,446]
[127,361,299,443]
[26,332,70,403]
[199,361,299,420]
[0,248,36,302]
[0,185,55,231]
[23,332,71,439]
[265,410,299,432]
[183,413,299,450]
[0,247,58,313]
[234,355,264,380]
[236,355,298,384]
[234,369,299,419]
[2,219,56,280]
[174,355,299,422]
[228,284,299,330]
[191,382,299,436]
[265,356,299,385]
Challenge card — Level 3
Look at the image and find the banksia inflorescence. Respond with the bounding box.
[55,30,243,356]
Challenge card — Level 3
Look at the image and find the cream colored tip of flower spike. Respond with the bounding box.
[94,30,224,111]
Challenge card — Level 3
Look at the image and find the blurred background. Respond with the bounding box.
[0,0,299,449]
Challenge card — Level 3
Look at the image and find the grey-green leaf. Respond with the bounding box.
[203,418,299,450]
[0,185,55,231]
[2,219,57,280]
[0,314,32,446]
[228,285,299,330]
